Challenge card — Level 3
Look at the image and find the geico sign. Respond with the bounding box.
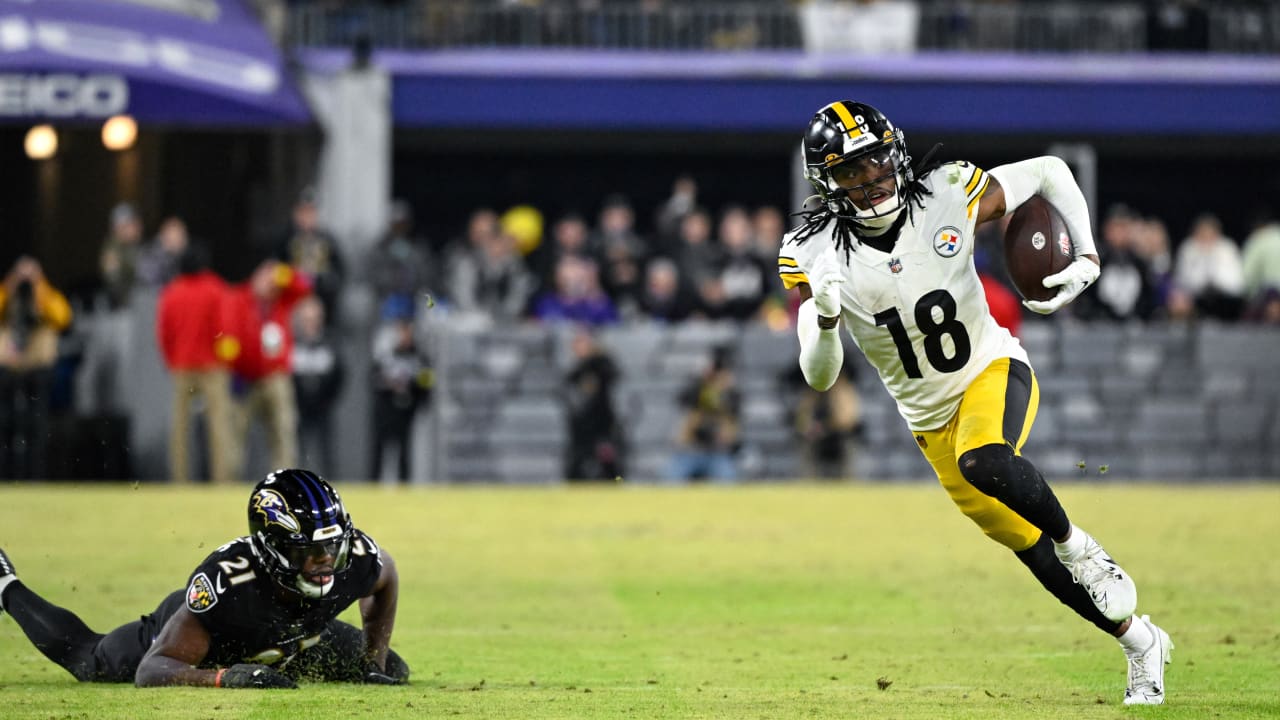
[0,15,279,95]
[0,73,127,117]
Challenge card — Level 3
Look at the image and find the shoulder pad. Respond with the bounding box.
[187,538,258,614]
[354,530,381,558]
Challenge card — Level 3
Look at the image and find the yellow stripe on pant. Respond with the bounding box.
[914,357,1042,552]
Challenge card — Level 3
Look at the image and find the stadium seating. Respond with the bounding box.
[69,299,1279,483]
[427,319,1279,483]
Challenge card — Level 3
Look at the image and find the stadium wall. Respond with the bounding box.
[301,50,1280,135]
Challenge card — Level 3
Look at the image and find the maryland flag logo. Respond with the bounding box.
[186,572,218,613]
[252,489,301,534]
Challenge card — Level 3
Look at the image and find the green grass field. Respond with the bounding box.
[1,482,1277,719]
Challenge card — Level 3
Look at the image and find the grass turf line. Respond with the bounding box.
[0,482,1277,719]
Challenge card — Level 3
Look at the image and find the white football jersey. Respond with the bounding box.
[779,162,1028,431]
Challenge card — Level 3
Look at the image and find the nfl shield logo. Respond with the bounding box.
[888,258,903,274]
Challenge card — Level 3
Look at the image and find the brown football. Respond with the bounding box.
[1003,194,1075,302]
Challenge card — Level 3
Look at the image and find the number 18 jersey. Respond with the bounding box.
[779,161,1028,431]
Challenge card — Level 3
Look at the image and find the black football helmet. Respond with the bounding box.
[247,469,354,599]
[802,100,912,226]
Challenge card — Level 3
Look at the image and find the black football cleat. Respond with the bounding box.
[0,546,16,614]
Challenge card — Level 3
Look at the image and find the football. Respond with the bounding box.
[1003,194,1075,302]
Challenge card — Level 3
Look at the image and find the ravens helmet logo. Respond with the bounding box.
[251,489,301,534]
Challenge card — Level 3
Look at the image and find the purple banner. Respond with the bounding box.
[300,48,1280,135]
[0,0,311,126]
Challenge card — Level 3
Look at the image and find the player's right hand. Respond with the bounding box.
[809,248,846,320]
[218,663,298,689]
[1023,256,1100,315]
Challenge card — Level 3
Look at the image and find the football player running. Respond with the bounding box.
[779,101,1170,705]
[0,469,407,688]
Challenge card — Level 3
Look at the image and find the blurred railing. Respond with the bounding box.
[284,1,1280,54]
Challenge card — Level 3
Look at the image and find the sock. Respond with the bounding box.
[0,575,16,611]
[1053,523,1088,562]
[1118,616,1152,654]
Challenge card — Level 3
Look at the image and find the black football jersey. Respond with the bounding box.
[180,530,382,667]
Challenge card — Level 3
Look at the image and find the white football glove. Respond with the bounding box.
[808,248,846,320]
[1023,256,1101,315]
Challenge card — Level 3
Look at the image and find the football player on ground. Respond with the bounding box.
[779,101,1171,705]
[0,469,407,688]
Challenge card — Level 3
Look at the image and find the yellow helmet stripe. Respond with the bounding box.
[830,102,861,138]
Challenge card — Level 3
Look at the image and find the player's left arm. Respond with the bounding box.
[136,606,217,687]
[781,247,845,392]
[980,157,1101,313]
[358,547,399,675]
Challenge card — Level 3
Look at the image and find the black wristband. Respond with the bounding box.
[816,314,839,330]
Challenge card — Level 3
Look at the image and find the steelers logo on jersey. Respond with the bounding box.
[933,226,964,258]
[187,572,219,613]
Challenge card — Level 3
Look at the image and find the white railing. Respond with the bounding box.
[282,1,1279,54]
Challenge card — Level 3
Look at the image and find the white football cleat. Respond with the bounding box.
[1056,530,1137,622]
[1124,615,1173,705]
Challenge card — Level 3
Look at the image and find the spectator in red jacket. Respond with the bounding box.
[155,244,234,484]
[980,271,1023,338]
[220,259,312,476]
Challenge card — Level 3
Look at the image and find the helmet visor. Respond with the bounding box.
[277,535,352,574]
[830,147,898,191]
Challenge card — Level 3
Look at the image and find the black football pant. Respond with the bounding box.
[3,583,410,683]
[1,582,178,682]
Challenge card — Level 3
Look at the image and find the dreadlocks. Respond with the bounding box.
[789,143,946,260]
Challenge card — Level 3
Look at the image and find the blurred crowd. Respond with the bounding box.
[435,178,792,331]
[2,170,1277,483]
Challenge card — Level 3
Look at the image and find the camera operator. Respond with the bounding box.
[0,256,72,479]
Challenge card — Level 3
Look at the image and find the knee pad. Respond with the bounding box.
[958,443,1016,498]
[959,443,1066,539]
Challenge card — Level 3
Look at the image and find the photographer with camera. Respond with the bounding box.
[0,256,72,479]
